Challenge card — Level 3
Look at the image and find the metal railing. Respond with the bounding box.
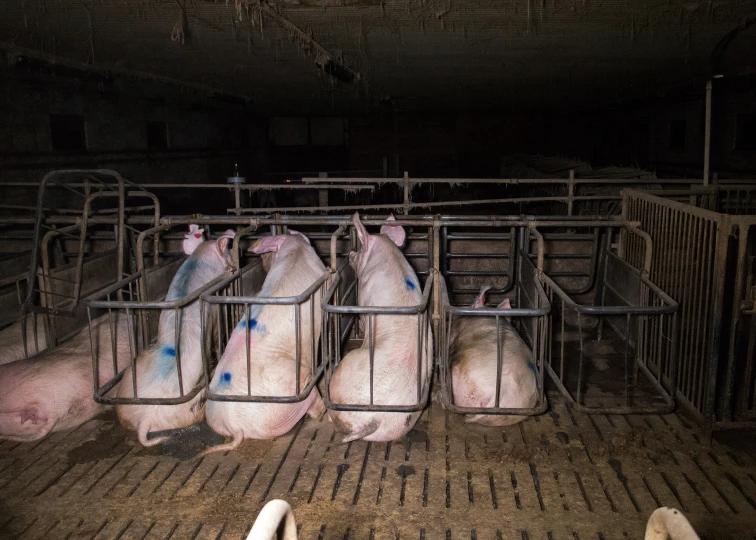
[542,232,679,414]
[201,262,330,403]
[624,188,756,433]
[438,249,550,417]
[321,260,434,413]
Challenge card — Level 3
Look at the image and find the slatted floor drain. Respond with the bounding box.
[1,396,756,539]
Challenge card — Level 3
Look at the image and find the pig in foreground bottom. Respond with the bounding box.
[0,314,131,441]
[448,289,538,426]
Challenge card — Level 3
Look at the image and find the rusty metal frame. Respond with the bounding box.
[200,261,330,404]
[437,244,551,417]
[321,257,434,414]
[542,238,679,414]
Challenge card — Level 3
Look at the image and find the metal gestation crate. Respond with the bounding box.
[542,226,680,414]
[86,222,237,405]
[624,187,756,434]
[438,229,551,417]
[321,229,434,413]
[200,259,331,404]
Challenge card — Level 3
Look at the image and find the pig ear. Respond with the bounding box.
[380,214,406,247]
[288,229,311,245]
[216,235,232,254]
[472,285,492,308]
[352,213,370,250]
[183,224,205,255]
[249,235,286,254]
[220,229,235,239]
[497,298,512,309]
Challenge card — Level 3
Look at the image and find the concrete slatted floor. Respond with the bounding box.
[1,397,756,539]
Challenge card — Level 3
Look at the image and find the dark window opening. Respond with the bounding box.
[50,114,86,152]
[736,112,756,150]
[147,121,169,150]
[669,120,686,152]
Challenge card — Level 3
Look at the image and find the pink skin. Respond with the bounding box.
[448,286,537,426]
[202,231,327,456]
[115,227,233,447]
[0,313,132,442]
[327,213,433,443]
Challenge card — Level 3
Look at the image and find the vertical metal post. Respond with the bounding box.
[704,217,731,436]
[319,172,328,208]
[703,79,713,186]
[567,169,575,216]
[234,182,242,216]
[723,222,749,420]
[403,171,410,215]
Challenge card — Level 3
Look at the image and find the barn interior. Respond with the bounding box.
[2,1,756,539]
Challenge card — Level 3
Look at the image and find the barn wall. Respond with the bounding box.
[0,64,266,213]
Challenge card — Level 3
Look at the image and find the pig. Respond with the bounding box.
[327,213,433,443]
[447,285,538,426]
[114,226,234,447]
[0,312,131,441]
[202,230,326,455]
[0,314,49,364]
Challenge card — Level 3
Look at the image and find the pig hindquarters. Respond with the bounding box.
[448,287,538,426]
[114,228,233,447]
[0,313,131,441]
[328,214,433,443]
[204,232,326,454]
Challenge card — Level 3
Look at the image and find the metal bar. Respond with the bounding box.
[704,79,713,186]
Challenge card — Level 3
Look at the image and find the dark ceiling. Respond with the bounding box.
[2,0,756,115]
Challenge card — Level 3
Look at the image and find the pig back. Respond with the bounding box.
[449,316,536,414]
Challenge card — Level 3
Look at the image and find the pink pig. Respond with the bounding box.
[448,285,538,426]
[0,312,131,441]
[327,214,433,443]
[202,231,326,455]
[114,227,234,447]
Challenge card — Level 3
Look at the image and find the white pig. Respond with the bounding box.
[202,231,326,455]
[114,227,233,447]
[0,314,49,364]
[448,285,538,426]
[327,213,433,443]
[0,312,131,441]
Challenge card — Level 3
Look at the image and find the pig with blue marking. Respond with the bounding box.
[114,225,234,447]
[447,285,538,426]
[202,230,327,455]
[327,213,433,443]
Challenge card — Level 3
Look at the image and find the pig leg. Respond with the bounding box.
[0,407,55,442]
[306,389,326,420]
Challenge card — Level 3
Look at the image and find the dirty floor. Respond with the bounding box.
[1,396,756,539]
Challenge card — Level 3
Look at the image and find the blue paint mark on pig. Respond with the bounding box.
[153,344,178,380]
[220,372,232,384]
[527,361,537,377]
[405,278,416,291]
[166,259,198,301]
